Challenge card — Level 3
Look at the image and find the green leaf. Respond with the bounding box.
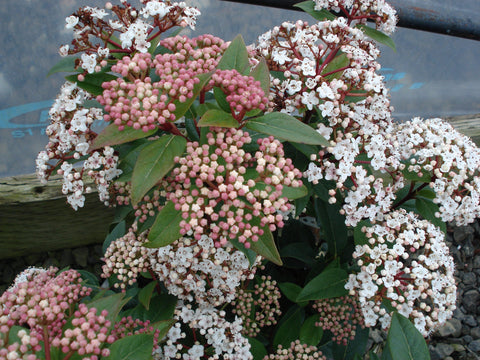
[249,226,282,266]
[321,52,350,81]
[148,35,162,55]
[280,243,316,268]
[273,305,305,348]
[279,282,304,304]
[291,142,319,158]
[294,1,336,20]
[47,56,79,77]
[173,72,213,119]
[249,58,270,97]
[151,319,175,340]
[314,197,347,256]
[65,72,118,96]
[382,312,430,360]
[108,333,154,360]
[145,201,182,248]
[248,337,268,360]
[300,314,323,346]
[415,198,446,233]
[91,123,156,150]
[282,184,308,200]
[401,164,431,182]
[213,87,232,113]
[353,220,371,246]
[131,134,186,204]
[217,34,250,74]
[185,117,200,142]
[84,292,128,324]
[356,24,396,52]
[77,270,100,288]
[245,113,329,146]
[198,109,239,128]
[138,281,157,310]
[297,268,348,301]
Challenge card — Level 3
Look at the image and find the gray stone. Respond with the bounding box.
[464,335,473,344]
[72,247,89,268]
[471,327,480,339]
[463,315,478,327]
[454,226,474,243]
[451,343,466,352]
[1,265,14,284]
[437,318,463,338]
[454,308,467,321]
[469,339,480,353]
[474,256,480,269]
[463,290,480,314]
[463,272,477,286]
[434,343,454,358]
[370,329,385,343]
[59,249,74,269]
[462,239,475,258]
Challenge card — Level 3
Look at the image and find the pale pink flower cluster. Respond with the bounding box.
[163,128,303,247]
[345,210,456,336]
[36,82,122,209]
[153,302,252,360]
[264,340,327,360]
[148,234,257,306]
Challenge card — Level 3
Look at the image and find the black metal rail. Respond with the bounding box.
[219,0,480,41]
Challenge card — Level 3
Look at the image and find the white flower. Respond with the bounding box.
[81,53,97,74]
[65,15,79,29]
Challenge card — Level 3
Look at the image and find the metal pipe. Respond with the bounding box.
[219,0,480,41]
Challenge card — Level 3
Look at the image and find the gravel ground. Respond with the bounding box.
[1,222,479,359]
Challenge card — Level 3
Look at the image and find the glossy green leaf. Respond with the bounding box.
[331,325,370,360]
[415,198,446,233]
[198,109,239,128]
[47,56,79,76]
[138,281,157,310]
[173,72,213,119]
[249,225,282,266]
[249,58,270,96]
[124,293,177,323]
[291,142,319,158]
[91,123,156,150]
[108,333,154,360]
[84,292,128,324]
[300,314,323,346]
[314,197,347,256]
[401,164,431,182]
[248,337,268,360]
[213,87,232,113]
[145,201,182,248]
[322,52,350,80]
[185,117,200,142]
[217,34,250,74]
[280,243,316,268]
[353,220,371,246]
[278,282,303,303]
[151,319,175,340]
[65,72,118,96]
[282,184,308,200]
[357,24,396,51]
[273,306,305,348]
[245,113,329,146]
[131,134,186,204]
[297,268,348,301]
[294,1,336,20]
[382,312,430,360]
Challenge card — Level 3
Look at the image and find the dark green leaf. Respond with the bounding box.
[274,306,305,348]
[145,201,182,248]
[47,56,79,77]
[245,113,329,146]
[248,337,268,360]
[382,312,430,360]
[185,117,200,142]
[279,282,305,304]
[356,24,396,52]
[77,270,100,288]
[300,314,323,346]
[297,267,348,301]
[354,220,371,246]
[214,87,231,113]
[138,281,157,310]
[217,34,250,74]
[151,319,175,340]
[401,164,431,182]
[415,198,446,233]
[370,351,381,360]
[131,134,186,204]
[294,1,336,20]
[249,226,282,266]
[249,58,270,97]
[314,197,347,256]
[173,72,213,119]
[291,142,319,158]
[91,123,156,150]
[65,73,118,96]
[108,333,154,360]
[198,109,239,128]
[416,188,436,200]
[280,243,316,268]
[322,52,350,81]
[282,185,308,200]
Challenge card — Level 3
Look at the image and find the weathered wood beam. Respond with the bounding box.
[0,174,115,260]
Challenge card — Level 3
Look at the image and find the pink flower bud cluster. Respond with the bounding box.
[163,128,302,247]
[51,304,113,359]
[395,117,480,226]
[98,34,227,132]
[0,268,95,360]
[207,69,268,120]
[147,235,257,306]
[113,183,163,223]
[111,316,162,351]
[264,340,327,360]
[102,223,151,289]
[312,295,365,345]
[232,275,282,337]
[345,209,457,336]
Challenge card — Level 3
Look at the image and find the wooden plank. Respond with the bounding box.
[444,113,480,145]
[0,174,115,259]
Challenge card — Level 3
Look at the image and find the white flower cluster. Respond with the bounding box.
[35,82,122,209]
[345,210,456,336]
[396,117,480,226]
[154,302,252,360]
[147,235,258,306]
[313,0,397,35]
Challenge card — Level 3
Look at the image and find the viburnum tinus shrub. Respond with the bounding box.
[15,0,479,358]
